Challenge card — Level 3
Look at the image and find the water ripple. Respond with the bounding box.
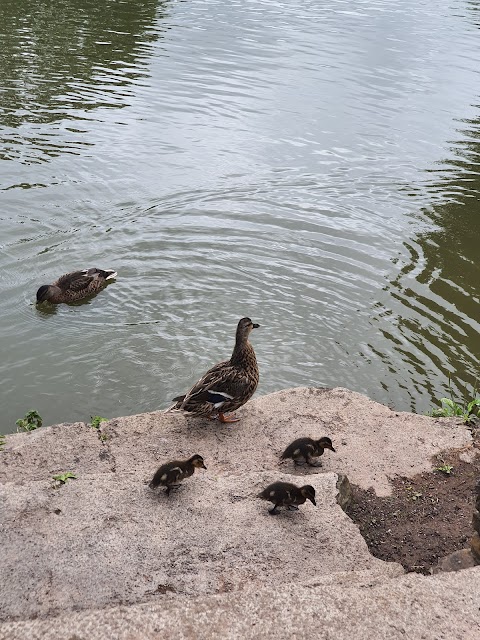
[1,0,480,432]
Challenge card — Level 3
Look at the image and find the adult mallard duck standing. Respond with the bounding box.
[167,317,260,423]
[36,268,117,304]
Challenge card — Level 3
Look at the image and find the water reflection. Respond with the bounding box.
[382,110,480,406]
[0,0,169,162]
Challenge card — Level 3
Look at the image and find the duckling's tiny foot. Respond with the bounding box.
[307,460,322,467]
[219,413,240,423]
[165,484,181,496]
[287,505,299,511]
[269,506,280,515]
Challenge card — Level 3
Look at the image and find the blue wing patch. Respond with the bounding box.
[206,391,231,405]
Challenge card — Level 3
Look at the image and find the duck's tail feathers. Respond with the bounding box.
[164,402,183,413]
[164,403,177,413]
[163,394,188,413]
[105,270,117,280]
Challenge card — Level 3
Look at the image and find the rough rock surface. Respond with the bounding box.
[433,549,477,574]
[1,569,479,640]
[0,470,384,620]
[0,387,478,637]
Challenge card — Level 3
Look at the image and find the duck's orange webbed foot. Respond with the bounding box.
[219,413,240,423]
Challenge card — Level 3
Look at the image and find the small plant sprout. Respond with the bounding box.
[406,486,422,501]
[429,377,480,425]
[16,410,43,432]
[53,472,77,486]
[435,464,453,475]
[90,416,109,442]
[90,416,108,430]
[429,398,465,418]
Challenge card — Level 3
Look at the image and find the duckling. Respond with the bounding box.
[36,268,117,304]
[258,481,316,515]
[281,436,335,467]
[167,317,260,423]
[149,454,207,496]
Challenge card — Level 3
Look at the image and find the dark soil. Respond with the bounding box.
[345,430,480,574]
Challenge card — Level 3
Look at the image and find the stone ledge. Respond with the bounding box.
[1,568,478,640]
[0,470,396,621]
[0,387,475,632]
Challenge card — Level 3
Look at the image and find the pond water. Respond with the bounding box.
[1,0,480,434]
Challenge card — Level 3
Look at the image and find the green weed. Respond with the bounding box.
[53,472,76,485]
[90,416,109,442]
[16,410,43,432]
[428,378,480,425]
[90,416,108,430]
[435,464,453,475]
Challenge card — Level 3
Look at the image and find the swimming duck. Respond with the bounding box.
[167,317,260,423]
[258,481,316,515]
[281,436,335,466]
[149,454,207,496]
[36,268,117,304]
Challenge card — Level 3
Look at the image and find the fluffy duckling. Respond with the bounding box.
[36,268,117,304]
[149,454,207,496]
[258,481,316,515]
[167,317,260,423]
[281,436,335,467]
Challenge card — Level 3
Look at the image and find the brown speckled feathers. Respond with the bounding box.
[168,317,260,420]
[36,268,117,304]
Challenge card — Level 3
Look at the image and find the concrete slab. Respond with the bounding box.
[0,422,114,483]
[104,387,471,495]
[1,568,478,640]
[0,470,396,621]
[0,386,474,635]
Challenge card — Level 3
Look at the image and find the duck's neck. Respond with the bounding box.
[230,333,256,368]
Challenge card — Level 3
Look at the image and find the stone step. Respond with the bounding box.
[0,469,400,621]
[1,567,478,640]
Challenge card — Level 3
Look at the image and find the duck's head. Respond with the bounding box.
[301,485,316,506]
[317,437,335,452]
[236,317,260,339]
[189,454,207,470]
[36,285,55,304]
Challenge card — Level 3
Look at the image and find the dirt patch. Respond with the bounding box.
[345,431,480,574]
